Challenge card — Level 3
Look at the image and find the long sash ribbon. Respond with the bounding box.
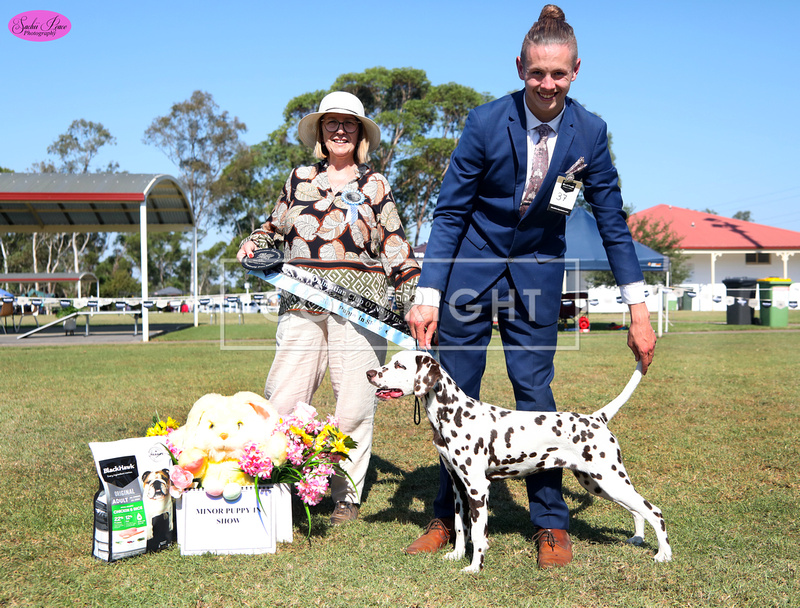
[246,265,416,350]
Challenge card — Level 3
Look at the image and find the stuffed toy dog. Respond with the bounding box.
[169,391,283,496]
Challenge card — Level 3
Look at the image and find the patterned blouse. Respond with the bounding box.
[242,161,420,316]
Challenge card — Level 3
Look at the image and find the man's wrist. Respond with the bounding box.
[413,286,441,308]
[629,301,651,321]
[620,281,646,306]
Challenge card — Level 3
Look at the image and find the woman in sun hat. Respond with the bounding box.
[237,91,420,525]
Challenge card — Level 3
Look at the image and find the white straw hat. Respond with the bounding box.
[297,91,381,154]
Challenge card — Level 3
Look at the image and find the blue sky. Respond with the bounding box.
[4,0,800,247]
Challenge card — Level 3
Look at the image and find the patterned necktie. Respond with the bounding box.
[520,123,553,216]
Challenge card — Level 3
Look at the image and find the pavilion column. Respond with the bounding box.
[710,253,723,312]
[140,200,149,342]
[710,252,724,290]
[778,252,795,278]
[193,226,199,328]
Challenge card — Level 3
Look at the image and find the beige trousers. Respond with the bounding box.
[265,311,387,504]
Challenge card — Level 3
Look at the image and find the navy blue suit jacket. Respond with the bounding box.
[420,90,644,326]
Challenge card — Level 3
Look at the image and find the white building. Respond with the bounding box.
[628,205,800,312]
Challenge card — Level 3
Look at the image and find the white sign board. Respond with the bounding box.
[176,484,292,556]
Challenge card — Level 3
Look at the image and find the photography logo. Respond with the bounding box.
[8,10,71,41]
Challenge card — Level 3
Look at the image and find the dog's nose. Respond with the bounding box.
[219,432,228,440]
[366,369,376,380]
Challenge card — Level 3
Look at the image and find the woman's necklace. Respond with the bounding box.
[327,165,356,193]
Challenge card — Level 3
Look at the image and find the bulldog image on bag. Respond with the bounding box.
[141,468,173,551]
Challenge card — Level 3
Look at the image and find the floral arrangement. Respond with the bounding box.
[239,402,356,506]
[147,402,357,519]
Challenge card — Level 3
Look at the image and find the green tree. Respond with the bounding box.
[212,126,313,241]
[31,119,119,174]
[197,240,230,295]
[144,90,247,297]
[392,83,491,244]
[114,232,191,293]
[95,256,141,298]
[585,215,690,287]
[732,210,752,222]
[393,136,456,245]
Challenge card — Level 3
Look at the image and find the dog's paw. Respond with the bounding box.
[653,549,672,563]
[461,563,482,574]
[443,548,465,562]
[626,535,644,546]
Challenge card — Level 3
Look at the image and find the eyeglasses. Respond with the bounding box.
[322,117,360,133]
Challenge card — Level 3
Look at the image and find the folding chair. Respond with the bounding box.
[1,298,15,334]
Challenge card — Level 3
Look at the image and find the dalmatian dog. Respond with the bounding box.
[366,351,671,573]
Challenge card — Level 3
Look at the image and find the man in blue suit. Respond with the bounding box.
[404,5,656,568]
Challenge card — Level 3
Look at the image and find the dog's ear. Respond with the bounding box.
[414,354,443,397]
[141,471,150,483]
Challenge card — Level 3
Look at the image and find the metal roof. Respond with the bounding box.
[0,272,98,283]
[0,173,194,233]
[630,205,800,251]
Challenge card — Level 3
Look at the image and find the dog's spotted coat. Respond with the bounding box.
[367,351,672,573]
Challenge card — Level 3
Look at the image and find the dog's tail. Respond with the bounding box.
[592,361,643,424]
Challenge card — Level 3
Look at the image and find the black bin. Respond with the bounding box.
[722,277,757,325]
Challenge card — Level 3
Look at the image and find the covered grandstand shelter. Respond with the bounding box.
[0,173,194,342]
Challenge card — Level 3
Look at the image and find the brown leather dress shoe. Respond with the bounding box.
[533,528,573,568]
[404,518,454,555]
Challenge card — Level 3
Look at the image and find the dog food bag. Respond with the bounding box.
[89,436,175,562]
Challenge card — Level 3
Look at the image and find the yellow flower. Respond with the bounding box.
[291,425,314,447]
[314,426,332,450]
[332,437,350,455]
[146,420,167,436]
[146,415,182,436]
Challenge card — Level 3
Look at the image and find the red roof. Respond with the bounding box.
[629,205,800,251]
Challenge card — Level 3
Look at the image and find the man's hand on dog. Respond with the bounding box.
[406,304,439,350]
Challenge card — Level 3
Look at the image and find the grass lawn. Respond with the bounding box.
[1,313,798,607]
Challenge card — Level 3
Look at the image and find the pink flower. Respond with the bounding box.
[169,466,194,497]
[291,401,317,426]
[239,442,275,480]
[327,453,345,464]
[295,474,329,505]
[164,434,182,459]
[286,439,307,467]
[314,462,336,478]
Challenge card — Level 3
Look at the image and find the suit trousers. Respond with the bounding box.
[265,311,387,504]
[432,270,570,530]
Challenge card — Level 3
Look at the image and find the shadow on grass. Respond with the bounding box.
[362,455,651,549]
